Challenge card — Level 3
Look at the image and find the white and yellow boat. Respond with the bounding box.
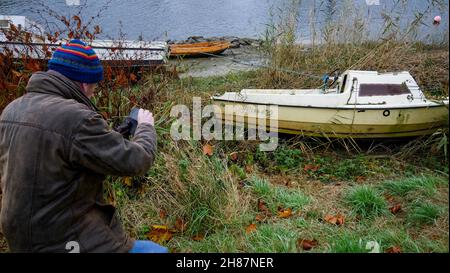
[212,70,449,138]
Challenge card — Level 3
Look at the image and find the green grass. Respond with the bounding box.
[247,176,310,212]
[344,185,388,218]
[407,202,443,226]
[382,175,447,198]
[245,224,298,253]
[329,233,369,253]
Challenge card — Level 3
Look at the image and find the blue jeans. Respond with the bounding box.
[129,240,169,253]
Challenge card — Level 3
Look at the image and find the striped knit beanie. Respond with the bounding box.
[48,39,103,83]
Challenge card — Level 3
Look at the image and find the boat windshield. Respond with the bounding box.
[359,83,411,96]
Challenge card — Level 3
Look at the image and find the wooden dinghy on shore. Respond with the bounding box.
[169,41,231,57]
[212,70,449,138]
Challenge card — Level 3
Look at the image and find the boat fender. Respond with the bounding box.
[383,110,390,117]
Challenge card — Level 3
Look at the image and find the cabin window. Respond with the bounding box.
[0,20,10,29]
[359,83,411,96]
[340,75,348,93]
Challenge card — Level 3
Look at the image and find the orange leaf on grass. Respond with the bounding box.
[145,225,176,244]
[278,208,293,218]
[202,144,214,156]
[246,223,257,234]
[297,239,318,251]
[324,213,345,225]
[255,214,265,222]
[389,204,402,214]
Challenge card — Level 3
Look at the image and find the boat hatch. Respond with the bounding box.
[359,83,411,96]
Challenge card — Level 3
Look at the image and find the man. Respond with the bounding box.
[0,39,166,253]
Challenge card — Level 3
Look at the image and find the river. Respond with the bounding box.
[0,0,448,42]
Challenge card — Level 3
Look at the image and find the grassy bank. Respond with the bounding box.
[106,42,448,253]
[0,42,448,253]
[0,0,448,251]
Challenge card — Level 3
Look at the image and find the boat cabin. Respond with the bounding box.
[334,70,427,106]
[213,70,430,109]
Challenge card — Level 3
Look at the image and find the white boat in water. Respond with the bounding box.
[212,70,449,138]
[0,15,169,66]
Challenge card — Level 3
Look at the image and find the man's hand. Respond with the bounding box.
[138,109,154,126]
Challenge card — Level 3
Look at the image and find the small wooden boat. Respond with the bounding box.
[212,70,449,138]
[169,41,230,57]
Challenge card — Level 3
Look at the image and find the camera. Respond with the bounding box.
[114,107,139,138]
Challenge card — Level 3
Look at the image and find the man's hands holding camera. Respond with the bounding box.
[114,107,155,138]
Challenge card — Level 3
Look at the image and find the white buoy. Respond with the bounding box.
[433,15,441,25]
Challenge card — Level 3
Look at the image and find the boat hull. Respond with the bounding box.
[169,41,230,57]
[212,100,449,138]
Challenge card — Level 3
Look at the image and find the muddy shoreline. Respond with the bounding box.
[168,36,267,78]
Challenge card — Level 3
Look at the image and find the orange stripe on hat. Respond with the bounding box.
[56,47,98,60]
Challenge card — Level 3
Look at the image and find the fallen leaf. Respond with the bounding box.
[246,223,257,234]
[174,217,187,232]
[202,143,214,156]
[385,246,402,253]
[297,239,318,251]
[192,234,204,241]
[159,209,167,219]
[257,199,271,216]
[145,225,176,244]
[389,204,402,214]
[335,214,345,225]
[255,214,265,222]
[324,213,345,225]
[303,164,320,172]
[278,208,293,218]
[230,152,238,161]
